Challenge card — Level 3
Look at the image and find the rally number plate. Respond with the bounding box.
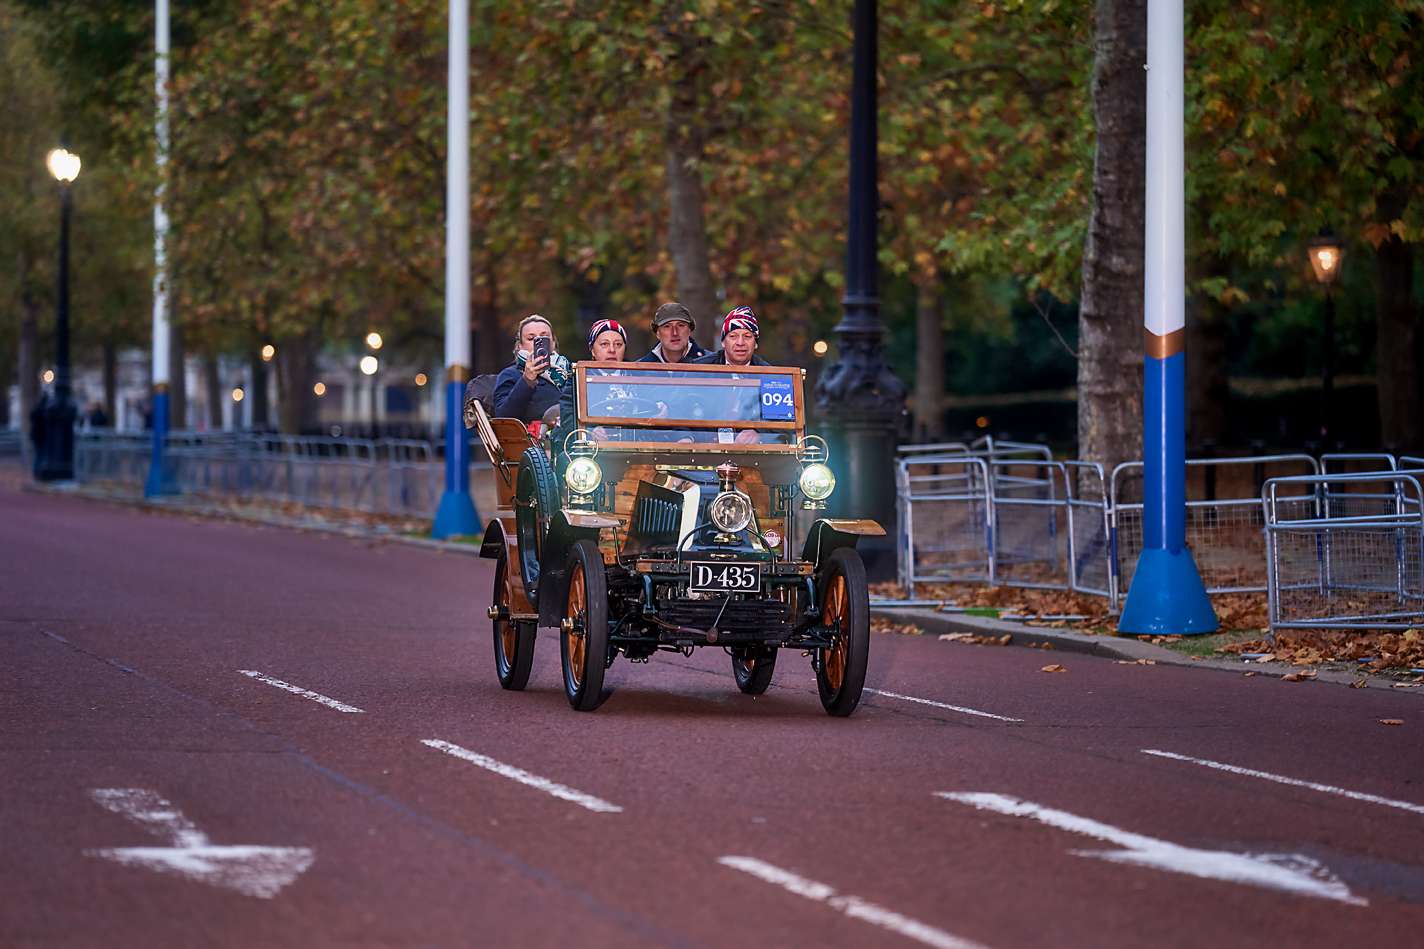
[688,561,762,593]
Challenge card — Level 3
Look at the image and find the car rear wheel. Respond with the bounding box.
[561,539,609,711]
[815,548,869,717]
[492,544,535,690]
[731,645,777,695]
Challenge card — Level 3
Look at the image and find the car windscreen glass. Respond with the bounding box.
[575,363,803,433]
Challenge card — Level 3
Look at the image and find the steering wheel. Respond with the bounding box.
[589,396,662,419]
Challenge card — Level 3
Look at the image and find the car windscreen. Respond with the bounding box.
[575,363,803,436]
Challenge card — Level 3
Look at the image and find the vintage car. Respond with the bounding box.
[465,360,883,716]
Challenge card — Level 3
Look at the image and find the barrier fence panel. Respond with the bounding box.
[898,454,993,596]
[990,460,1069,590]
[1265,472,1424,631]
[1111,454,1319,609]
[1064,461,1112,598]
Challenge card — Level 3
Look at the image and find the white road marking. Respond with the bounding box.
[864,688,1024,723]
[238,670,364,713]
[718,856,987,949]
[421,739,622,813]
[937,792,1365,906]
[86,788,314,899]
[1142,748,1424,817]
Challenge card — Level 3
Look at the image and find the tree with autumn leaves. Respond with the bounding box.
[5,0,1421,457]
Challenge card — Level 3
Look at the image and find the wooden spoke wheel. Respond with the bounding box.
[731,645,777,695]
[815,548,869,717]
[560,539,609,711]
[492,545,535,690]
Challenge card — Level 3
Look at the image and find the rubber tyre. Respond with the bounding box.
[815,548,870,717]
[731,646,777,695]
[515,444,559,597]
[561,539,609,711]
[492,544,535,690]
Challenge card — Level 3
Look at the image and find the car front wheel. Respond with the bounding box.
[561,539,609,711]
[814,548,869,717]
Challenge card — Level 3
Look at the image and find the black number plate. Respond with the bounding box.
[688,561,762,593]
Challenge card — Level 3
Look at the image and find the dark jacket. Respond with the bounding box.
[494,363,562,423]
[691,350,770,366]
[635,339,710,363]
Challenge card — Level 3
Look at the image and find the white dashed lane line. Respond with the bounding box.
[718,856,989,949]
[864,688,1024,723]
[421,739,623,813]
[237,670,365,713]
[1142,749,1424,816]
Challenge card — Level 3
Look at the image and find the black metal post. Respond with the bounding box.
[814,0,906,578]
[1320,288,1335,443]
[36,183,77,481]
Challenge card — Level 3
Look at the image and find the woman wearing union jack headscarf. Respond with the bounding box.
[692,306,770,367]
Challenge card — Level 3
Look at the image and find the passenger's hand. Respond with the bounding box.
[522,354,549,386]
[735,429,759,445]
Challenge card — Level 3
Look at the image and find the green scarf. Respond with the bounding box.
[515,348,571,388]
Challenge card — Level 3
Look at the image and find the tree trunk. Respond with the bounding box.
[249,354,270,430]
[169,317,187,430]
[1375,234,1419,453]
[102,340,117,426]
[204,354,222,430]
[664,53,719,331]
[276,331,317,435]
[473,258,502,376]
[1186,273,1230,453]
[1076,0,1146,471]
[912,276,946,442]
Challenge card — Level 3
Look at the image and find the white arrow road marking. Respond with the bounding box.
[1142,749,1424,817]
[937,792,1365,906]
[864,688,1024,723]
[718,856,989,949]
[421,739,623,813]
[238,670,365,713]
[85,789,314,899]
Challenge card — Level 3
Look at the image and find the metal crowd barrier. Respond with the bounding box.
[1109,454,1319,607]
[73,431,450,518]
[1264,471,1424,631]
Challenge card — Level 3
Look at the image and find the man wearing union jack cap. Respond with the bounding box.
[693,306,770,367]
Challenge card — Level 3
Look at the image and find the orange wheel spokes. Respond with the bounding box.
[821,574,848,691]
[566,563,586,688]
[498,570,516,661]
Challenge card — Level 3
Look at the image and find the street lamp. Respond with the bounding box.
[1307,230,1344,441]
[34,147,81,481]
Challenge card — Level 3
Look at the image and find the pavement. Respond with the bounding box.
[5,479,1424,946]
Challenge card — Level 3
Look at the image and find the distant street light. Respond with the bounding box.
[313,382,327,397]
[359,355,379,376]
[365,332,383,351]
[812,340,829,357]
[414,372,428,387]
[42,369,55,384]
[34,147,82,481]
[1308,230,1344,441]
[260,343,276,362]
[231,387,245,403]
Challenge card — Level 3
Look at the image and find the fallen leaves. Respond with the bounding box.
[938,632,1012,646]
[1350,678,1368,689]
[870,617,925,636]
[1281,670,1318,682]
[1114,658,1157,665]
[1379,719,1404,726]
[1242,671,1258,677]
[1041,663,1066,673]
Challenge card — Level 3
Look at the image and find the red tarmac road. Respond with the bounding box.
[3,485,1423,948]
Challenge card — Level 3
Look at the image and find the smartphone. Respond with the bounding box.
[532,337,551,362]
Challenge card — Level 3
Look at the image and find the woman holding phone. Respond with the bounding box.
[494,314,567,427]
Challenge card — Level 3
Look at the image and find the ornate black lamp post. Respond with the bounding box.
[1307,230,1343,442]
[814,0,906,575]
[35,147,82,481]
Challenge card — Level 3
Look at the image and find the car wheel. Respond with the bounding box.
[492,543,535,690]
[815,547,869,717]
[515,444,559,598]
[561,539,609,711]
[731,645,777,695]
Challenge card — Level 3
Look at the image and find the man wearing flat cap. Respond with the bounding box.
[636,301,709,364]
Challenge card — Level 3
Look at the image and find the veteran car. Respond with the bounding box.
[466,361,883,716]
